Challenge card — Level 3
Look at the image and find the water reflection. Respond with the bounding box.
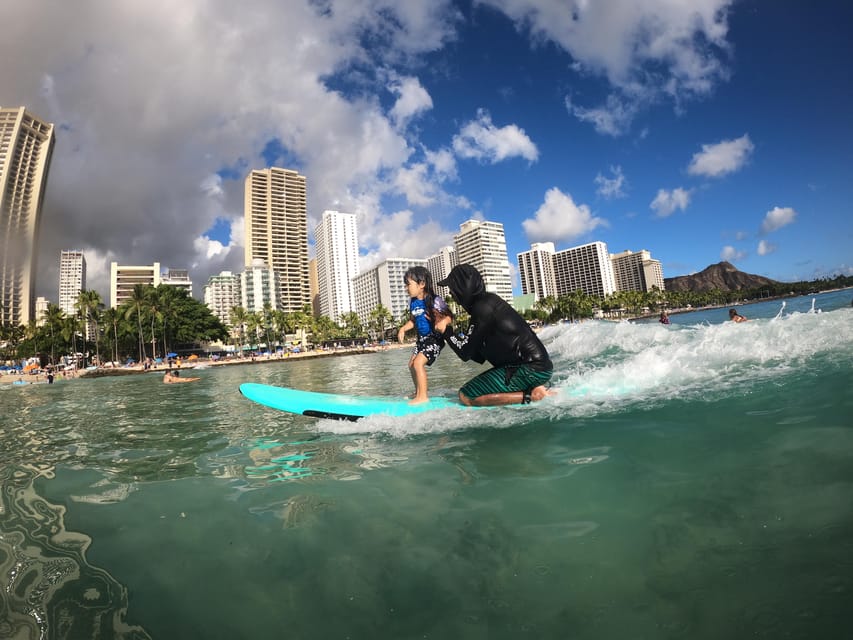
[0,465,151,639]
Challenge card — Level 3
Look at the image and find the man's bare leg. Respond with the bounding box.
[459,385,551,407]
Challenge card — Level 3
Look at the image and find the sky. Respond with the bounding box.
[2,0,851,302]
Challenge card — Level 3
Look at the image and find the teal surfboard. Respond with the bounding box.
[239,382,482,421]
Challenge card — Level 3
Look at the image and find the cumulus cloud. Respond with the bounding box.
[452,109,539,163]
[566,94,637,137]
[594,165,627,199]
[688,134,754,177]
[650,187,691,217]
[388,75,433,128]
[522,188,607,243]
[760,206,797,234]
[757,239,776,256]
[502,0,736,133]
[721,245,747,262]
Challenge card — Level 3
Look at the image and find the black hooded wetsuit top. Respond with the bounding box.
[441,264,552,372]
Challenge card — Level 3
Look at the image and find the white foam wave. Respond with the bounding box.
[319,306,853,437]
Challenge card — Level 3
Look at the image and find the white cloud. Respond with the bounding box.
[721,245,747,262]
[760,206,797,234]
[522,188,607,243]
[452,109,539,163]
[494,0,734,133]
[594,165,627,199]
[566,94,637,137]
[688,134,754,177]
[757,239,776,256]
[650,187,691,217]
[388,75,433,127]
[424,147,458,182]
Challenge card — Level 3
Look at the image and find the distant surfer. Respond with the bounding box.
[659,311,670,325]
[163,370,200,383]
[397,266,453,404]
[438,264,553,406]
[728,308,748,323]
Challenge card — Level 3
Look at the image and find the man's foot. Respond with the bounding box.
[526,386,554,403]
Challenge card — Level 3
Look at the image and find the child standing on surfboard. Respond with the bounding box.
[397,266,453,404]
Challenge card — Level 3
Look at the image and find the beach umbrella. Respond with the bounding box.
[187,354,198,360]
[166,352,178,358]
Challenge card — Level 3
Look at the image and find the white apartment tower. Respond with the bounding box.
[314,210,359,323]
[244,167,310,312]
[110,262,161,308]
[552,241,616,299]
[59,250,87,316]
[204,271,241,327]
[0,106,56,326]
[160,268,193,297]
[610,250,665,293]
[427,245,457,300]
[352,258,426,326]
[517,242,557,301]
[240,259,280,314]
[453,219,513,302]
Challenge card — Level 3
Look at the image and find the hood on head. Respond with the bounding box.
[437,264,485,310]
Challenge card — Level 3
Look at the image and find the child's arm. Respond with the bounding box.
[397,319,414,342]
[433,312,452,334]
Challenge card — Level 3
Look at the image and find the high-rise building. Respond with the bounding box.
[610,249,665,293]
[59,250,87,316]
[314,210,359,322]
[517,242,557,302]
[161,268,193,297]
[352,258,426,326]
[240,259,280,314]
[35,296,49,326]
[552,241,616,299]
[427,245,457,301]
[453,219,513,302]
[244,167,310,312]
[110,262,161,308]
[204,271,241,327]
[0,106,56,326]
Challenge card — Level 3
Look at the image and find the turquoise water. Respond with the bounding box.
[1,289,852,639]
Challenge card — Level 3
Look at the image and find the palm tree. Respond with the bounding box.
[229,306,248,353]
[42,303,66,364]
[368,304,394,341]
[76,289,104,366]
[126,284,149,362]
[101,307,121,364]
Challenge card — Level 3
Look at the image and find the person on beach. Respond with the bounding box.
[437,264,553,406]
[397,266,453,404]
[728,308,748,323]
[659,311,671,325]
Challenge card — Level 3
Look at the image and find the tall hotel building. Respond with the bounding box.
[427,245,457,300]
[110,262,161,308]
[517,242,557,301]
[204,271,241,326]
[352,258,426,326]
[59,250,86,316]
[0,106,56,326]
[314,210,359,323]
[552,241,616,299]
[241,259,280,314]
[610,249,665,293]
[244,167,310,312]
[453,220,513,302]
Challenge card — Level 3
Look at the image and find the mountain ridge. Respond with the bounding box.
[664,261,780,292]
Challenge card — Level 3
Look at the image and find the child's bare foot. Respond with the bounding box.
[408,396,429,405]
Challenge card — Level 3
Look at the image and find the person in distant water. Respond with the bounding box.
[729,308,748,323]
[397,266,453,404]
[163,369,200,384]
[659,311,671,325]
[46,364,55,384]
[437,264,553,406]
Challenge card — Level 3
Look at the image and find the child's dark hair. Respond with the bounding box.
[403,266,452,324]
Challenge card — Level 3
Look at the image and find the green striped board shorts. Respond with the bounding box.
[460,364,553,399]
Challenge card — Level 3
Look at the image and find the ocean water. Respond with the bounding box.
[1,289,851,639]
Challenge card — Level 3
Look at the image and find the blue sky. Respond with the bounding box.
[2,0,851,299]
